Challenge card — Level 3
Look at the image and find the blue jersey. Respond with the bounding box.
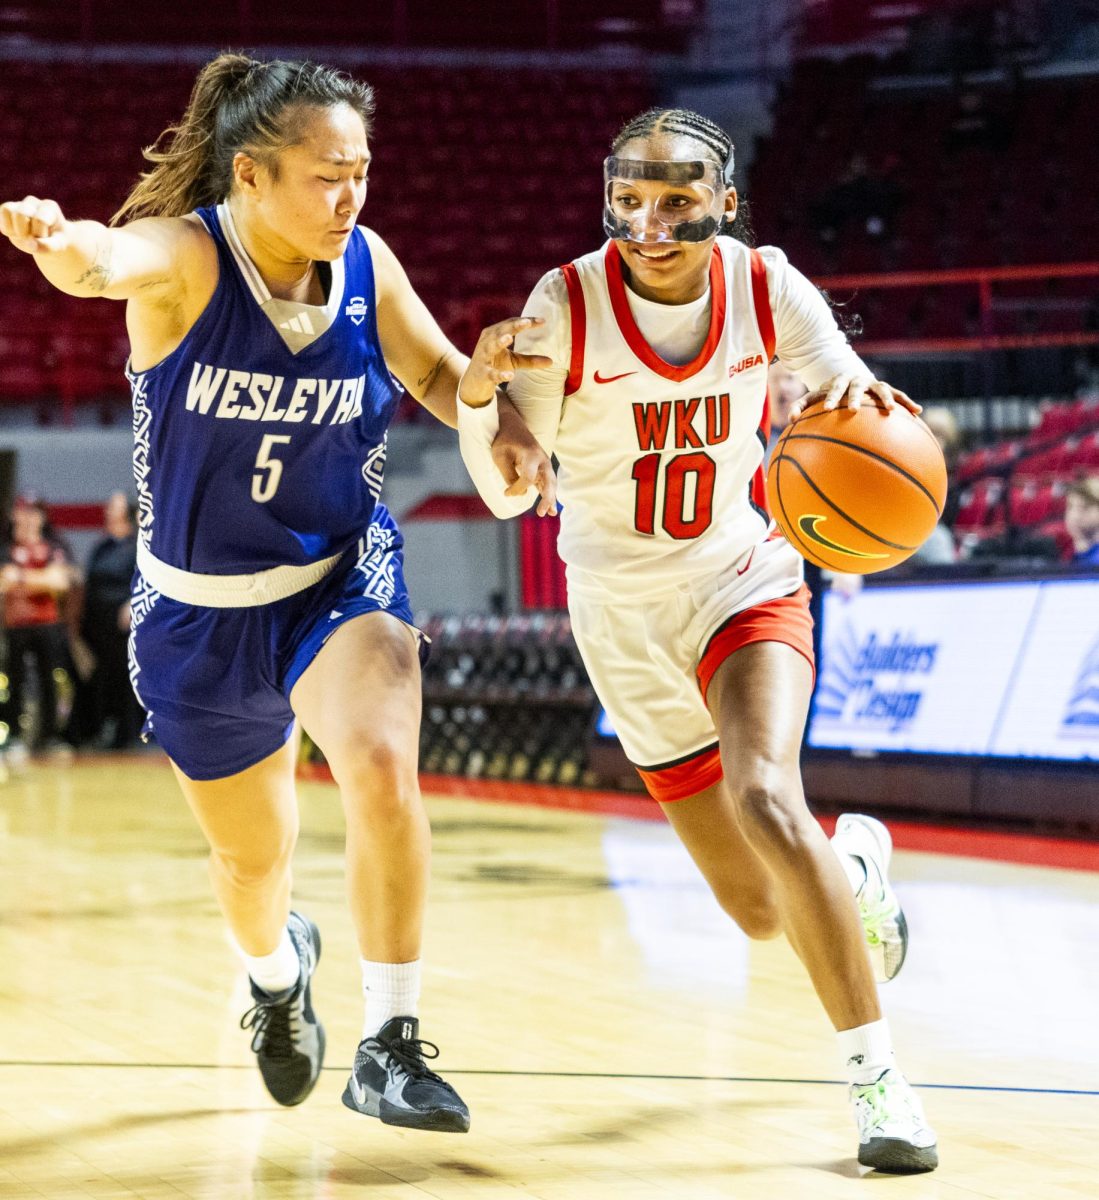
[126,203,402,574]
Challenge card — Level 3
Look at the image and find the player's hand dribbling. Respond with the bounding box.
[459,316,553,408]
[789,373,921,422]
[0,197,71,255]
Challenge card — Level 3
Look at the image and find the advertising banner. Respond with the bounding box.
[809,578,1099,762]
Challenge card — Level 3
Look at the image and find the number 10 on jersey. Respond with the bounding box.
[631,451,716,539]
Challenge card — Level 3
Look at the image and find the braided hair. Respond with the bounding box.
[611,108,754,244]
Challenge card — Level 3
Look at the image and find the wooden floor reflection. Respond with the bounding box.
[1,756,1097,1199]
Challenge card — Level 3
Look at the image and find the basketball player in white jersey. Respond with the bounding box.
[458,108,938,1173]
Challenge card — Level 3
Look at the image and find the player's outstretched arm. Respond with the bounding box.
[0,196,183,301]
[367,226,558,516]
[367,227,466,427]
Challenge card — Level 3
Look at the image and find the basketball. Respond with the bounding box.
[767,400,948,574]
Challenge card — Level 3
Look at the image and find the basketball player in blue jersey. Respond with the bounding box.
[0,53,550,1132]
[459,109,939,1173]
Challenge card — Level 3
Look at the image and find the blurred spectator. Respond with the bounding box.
[765,362,808,463]
[68,492,143,749]
[921,405,961,520]
[1064,476,1099,565]
[910,406,962,565]
[922,406,962,468]
[0,497,72,752]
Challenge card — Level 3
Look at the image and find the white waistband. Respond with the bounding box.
[136,540,342,608]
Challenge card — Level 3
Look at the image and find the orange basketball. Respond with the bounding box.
[766,401,948,574]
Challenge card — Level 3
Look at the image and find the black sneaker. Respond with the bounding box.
[341,1016,470,1132]
[239,911,325,1106]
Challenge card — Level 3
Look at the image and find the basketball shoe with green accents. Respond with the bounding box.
[851,1068,939,1173]
[833,813,909,983]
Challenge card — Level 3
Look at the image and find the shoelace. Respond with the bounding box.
[365,1032,448,1086]
[853,1074,922,1133]
[240,987,303,1061]
[853,1078,889,1127]
[855,860,892,946]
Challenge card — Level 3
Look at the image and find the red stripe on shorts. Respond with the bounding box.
[636,743,724,804]
[696,584,815,703]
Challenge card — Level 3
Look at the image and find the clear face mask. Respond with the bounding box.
[602,155,734,245]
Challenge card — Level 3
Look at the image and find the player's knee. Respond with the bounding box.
[737,904,784,941]
[730,774,803,853]
[330,731,419,816]
[211,837,295,891]
[710,882,783,940]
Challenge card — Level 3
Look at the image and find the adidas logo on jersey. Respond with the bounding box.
[345,296,368,325]
[279,312,314,335]
[729,353,765,377]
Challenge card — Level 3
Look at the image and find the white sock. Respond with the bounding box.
[362,959,422,1040]
[236,926,300,996]
[838,1018,896,1085]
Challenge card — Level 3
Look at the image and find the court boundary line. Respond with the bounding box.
[0,1061,1094,1096]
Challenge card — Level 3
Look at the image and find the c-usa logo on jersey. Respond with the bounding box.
[345,296,368,326]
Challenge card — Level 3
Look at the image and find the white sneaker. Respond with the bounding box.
[833,813,908,983]
[850,1068,938,1173]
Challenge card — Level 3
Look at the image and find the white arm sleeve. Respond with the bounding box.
[456,268,569,519]
[761,245,871,391]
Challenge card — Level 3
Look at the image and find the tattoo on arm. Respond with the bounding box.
[74,235,113,294]
[416,353,448,395]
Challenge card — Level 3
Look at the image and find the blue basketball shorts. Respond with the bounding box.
[127,505,418,781]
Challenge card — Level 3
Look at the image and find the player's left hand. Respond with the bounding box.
[789,374,921,421]
[459,316,554,409]
[492,400,558,517]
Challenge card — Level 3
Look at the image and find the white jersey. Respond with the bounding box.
[552,237,778,593]
[457,237,868,598]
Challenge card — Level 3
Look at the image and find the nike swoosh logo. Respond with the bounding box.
[350,1074,369,1106]
[797,515,890,560]
[736,548,755,576]
[593,370,637,384]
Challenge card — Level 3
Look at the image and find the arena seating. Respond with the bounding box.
[748,60,1099,342]
[949,389,1099,558]
[1,0,697,53]
[0,61,652,419]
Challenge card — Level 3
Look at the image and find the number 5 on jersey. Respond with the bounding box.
[253,434,292,503]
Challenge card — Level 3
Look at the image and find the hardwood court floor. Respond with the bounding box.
[1,756,1097,1199]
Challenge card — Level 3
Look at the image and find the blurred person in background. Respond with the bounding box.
[0,496,72,754]
[908,405,960,565]
[69,491,143,749]
[1065,476,1099,565]
[765,360,807,464]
